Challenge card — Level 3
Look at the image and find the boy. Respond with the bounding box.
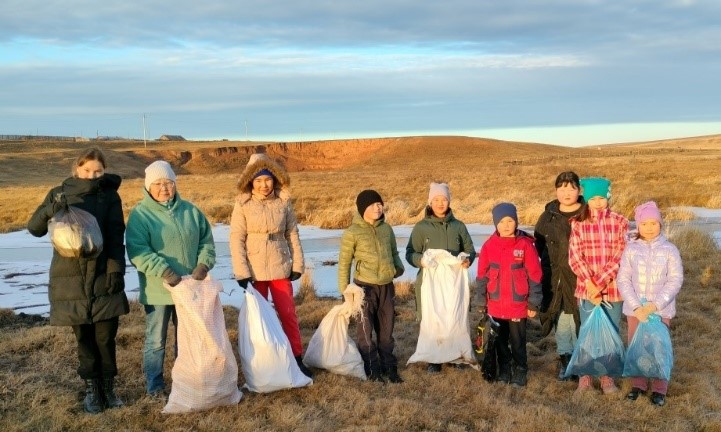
[338,189,405,383]
[476,202,542,387]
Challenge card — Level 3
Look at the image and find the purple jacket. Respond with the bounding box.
[617,234,683,319]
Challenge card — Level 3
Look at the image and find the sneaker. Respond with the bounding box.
[496,364,511,384]
[574,375,593,394]
[510,366,528,387]
[650,392,666,407]
[600,376,619,395]
[426,363,442,374]
[626,387,644,401]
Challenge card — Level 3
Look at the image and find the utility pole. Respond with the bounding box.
[244,120,248,140]
[142,113,148,148]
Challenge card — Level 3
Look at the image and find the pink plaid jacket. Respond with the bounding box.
[568,208,629,302]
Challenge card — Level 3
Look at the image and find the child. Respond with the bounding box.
[534,171,584,380]
[617,201,683,407]
[338,189,405,383]
[568,177,629,394]
[476,203,542,387]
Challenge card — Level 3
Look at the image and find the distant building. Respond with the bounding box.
[158,135,186,141]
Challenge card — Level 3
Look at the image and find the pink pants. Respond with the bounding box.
[253,279,303,357]
[626,315,671,395]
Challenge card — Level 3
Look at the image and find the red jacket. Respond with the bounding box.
[476,230,543,319]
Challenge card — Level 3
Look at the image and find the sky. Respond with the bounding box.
[2,1,721,146]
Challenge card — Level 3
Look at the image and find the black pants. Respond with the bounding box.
[494,317,527,369]
[355,280,397,372]
[72,317,120,379]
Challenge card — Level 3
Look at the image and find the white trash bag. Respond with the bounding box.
[304,284,366,380]
[407,249,478,368]
[237,287,313,393]
[162,277,242,414]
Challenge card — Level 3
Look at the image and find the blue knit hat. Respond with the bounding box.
[253,168,274,179]
[492,202,518,226]
[580,177,611,200]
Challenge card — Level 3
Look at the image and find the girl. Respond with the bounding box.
[406,182,476,373]
[229,152,312,378]
[568,177,628,394]
[617,201,683,407]
[534,171,584,381]
[28,147,128,414]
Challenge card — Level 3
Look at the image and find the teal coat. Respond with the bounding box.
[126,188,216,305]
[405,208,476,319]
[338,213,404,294]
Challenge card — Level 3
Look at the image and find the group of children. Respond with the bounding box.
[341,172,682,407]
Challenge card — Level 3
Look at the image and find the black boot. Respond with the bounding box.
[367,363,385,383]
[102,377,124,409]
[295,356,314,379]
[558,354,572,381]
[426,363,442,374]
[83,379,103,414]
[497,364,511,384]
[510,366,528,387]
[385,366,403,384]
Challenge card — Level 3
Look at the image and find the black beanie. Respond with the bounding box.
[492,202,518,226]
[356,189,384,215]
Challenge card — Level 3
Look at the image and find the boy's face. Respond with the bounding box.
[556,183,580,207]
[496,216,517,237]
[638,219,661,240]
[363,202,384,223]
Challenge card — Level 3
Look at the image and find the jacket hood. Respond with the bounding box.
[237,153,290,192]
[543,195,585,213]
[423,206,457,222]
[352,211,385,227]
[62,173,122,195]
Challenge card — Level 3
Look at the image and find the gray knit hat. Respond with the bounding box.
[144,160,176,190]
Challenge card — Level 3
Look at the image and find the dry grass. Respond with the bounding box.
[2,135,721,232]
[2,228,721,431]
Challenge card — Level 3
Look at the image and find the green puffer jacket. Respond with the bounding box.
[405,207,476,319]
[338,213,404,294]
[126,188,216,305]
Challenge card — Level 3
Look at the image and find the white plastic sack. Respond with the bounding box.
[304,284,366,380]
[407,249,478,367]
[162,277,242,414]
[237,287,313,393]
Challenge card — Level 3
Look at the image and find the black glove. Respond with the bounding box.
[106,272,125,294]
[394,267,404,278]
[289,271,302,281]
[191,264,209,281]
[46,193,68,219]
[237,278,251,289]
[162,268,181,287]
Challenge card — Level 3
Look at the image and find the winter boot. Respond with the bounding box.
[557,354,572,381]
[426,363,442,374]
[385,366,404,384]
[510,366,528,387]
[367,363,385,383]
[497,363,511,384]
[102,377,124,409]
[295,356,314,379]
[83,379,104,414]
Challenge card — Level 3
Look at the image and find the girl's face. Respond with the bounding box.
[556,183,580,207]
[252,175,274,196]
[638,219,661,240]
[587,196,609,211]
[496,216,517,237]
[430,196,449,217]
[363,202,384,223]
[75,160,105,179]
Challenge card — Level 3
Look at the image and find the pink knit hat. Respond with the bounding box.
[634,201,662,224]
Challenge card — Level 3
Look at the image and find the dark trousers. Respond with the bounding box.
[495,317,527,370]
[355,280,397,372]
[72,317,120,379]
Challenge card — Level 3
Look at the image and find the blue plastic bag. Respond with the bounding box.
[565,305,625,378]
[623,314,673,381]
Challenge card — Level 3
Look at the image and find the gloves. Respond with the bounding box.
[46,193,68,219]
[106,272,125,294]
[162,268,181,287]
[237,278,251,289]
[289,271,302,281]
[191,264,209,281]
[394,267,404,278]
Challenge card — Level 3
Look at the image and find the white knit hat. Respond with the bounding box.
[145,160,176,190]
[428,182,450,205]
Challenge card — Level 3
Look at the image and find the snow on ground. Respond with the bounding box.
[2,206,719,317]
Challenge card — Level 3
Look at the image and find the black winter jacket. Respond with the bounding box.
[28,174,129,326]
[533,199,584,336]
